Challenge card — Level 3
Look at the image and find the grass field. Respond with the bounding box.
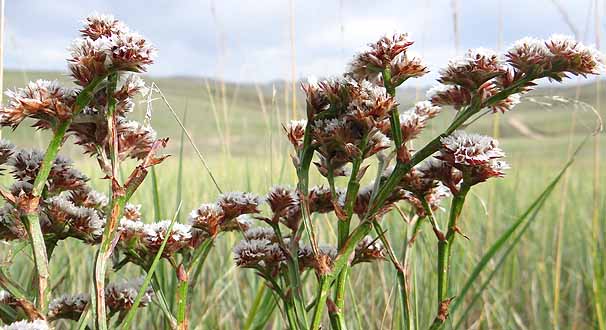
[1,70,605,329]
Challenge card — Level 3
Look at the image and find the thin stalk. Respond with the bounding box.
[285,299,300,330]
[310,276,332,330]
[176,265,188,330]
[185,239,213,325]
[332,135,368,328]
[288,119,318,327]
[22,73,109,312]
[373,221,413,330]
[430,183,470,330]
[243,285,275,330]
[93,71,120,330]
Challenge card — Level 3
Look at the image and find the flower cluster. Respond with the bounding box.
[0,80,77,129]
[298,78,395,176]
[348,33,428,85]
[352,235,386,265]
[189,192,261,238]
[233,226,385,276]
[439,131,509,185]
[118,218,193,265]
[48,277,153,321]
[69,13,155,86]
[379,100,441,143]
[429,35,603,113]
[0,146,108,243]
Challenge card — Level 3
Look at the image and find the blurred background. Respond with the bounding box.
[1,1,605,329]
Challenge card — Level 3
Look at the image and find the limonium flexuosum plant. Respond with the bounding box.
[0,14,603,330]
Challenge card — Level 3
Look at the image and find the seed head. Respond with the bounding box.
[426,84,472,110]
[69,14,156,85]
[243,227,276,241]
[119,219,192,259]
[266,185,300,225]
[0,139,16,169]
[507,35,604,81]
[298,244,337,274]
[309,185,340,214]
[80,13,129,40]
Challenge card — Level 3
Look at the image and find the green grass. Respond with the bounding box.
[1,71,604,329]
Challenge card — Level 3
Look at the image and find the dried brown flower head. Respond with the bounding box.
[507,35,604,80]
[188,203,225,237]
[0,80,77,129]
[80,13,128,40]
[0,205,28,241]
[217,192,262,220]
[439,48,506,90]
[233,238,285,270]
[118,219,192,261]
[426,84,472,110]
[284,119,307,150]
[348,33,424,84]
[439,131,509,184]
[69,14,156,85]
[0,139,16,170]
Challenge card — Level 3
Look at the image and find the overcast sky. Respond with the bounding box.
[2,0,604,85]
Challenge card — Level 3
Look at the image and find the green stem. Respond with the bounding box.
[373,221,412,330]
[285,299,300,330]
[332,135,368,329]
[430,183,470,330]
[185,239,213,326]
[382,69,403,149]
[331,268,349,330]
[244,285,275,330]
[176,272,188,330]
[93,72,121,330]
[21,73,109,313]
[310,276,332,330]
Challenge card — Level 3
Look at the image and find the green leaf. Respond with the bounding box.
[450,137,588,325]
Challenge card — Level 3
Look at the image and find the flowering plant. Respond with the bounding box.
[0,14,602,330]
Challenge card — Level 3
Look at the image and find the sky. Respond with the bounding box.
[2,0,604,85]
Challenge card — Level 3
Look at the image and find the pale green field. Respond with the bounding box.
[1,71,605,329]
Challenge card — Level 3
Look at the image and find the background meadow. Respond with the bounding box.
[1,0,605,329]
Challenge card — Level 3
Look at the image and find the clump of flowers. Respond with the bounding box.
[0,14,602,330]
[47,277,154,322]
[0,13,169,330]
[228,32,602,330]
